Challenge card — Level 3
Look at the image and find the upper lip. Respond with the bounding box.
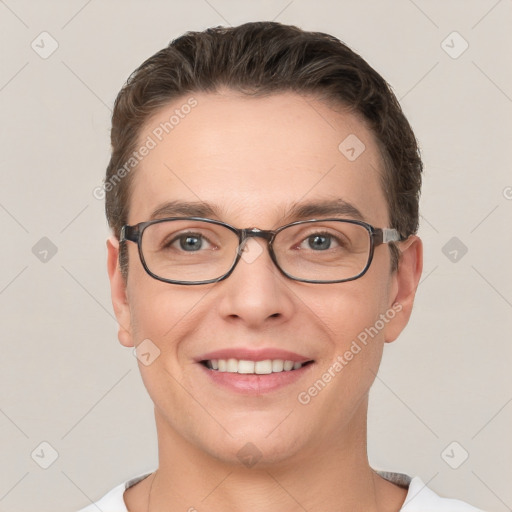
[196,348,314,364]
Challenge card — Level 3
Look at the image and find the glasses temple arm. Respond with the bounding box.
[119,225,140,243]
[374,228,405,245]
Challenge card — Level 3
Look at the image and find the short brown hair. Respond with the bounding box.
[105,21,422,279]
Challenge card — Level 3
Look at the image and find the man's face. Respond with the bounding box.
[108,91,419,466]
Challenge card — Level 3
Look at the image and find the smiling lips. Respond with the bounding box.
[204,358,311,374]
[197,348,314,376]
[196,349,315,394]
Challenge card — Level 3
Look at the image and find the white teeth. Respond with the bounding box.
[272,359,284,372]
[238,360,255,374]
[204,358,307,374]
[255,360,272,374]
[227,358,238,372]
[283,360,294,371]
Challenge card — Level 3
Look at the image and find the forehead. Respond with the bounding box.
[128,91,389,227]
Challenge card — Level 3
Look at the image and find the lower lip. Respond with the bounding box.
[198,362,314,394]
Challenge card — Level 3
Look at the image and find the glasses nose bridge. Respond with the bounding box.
[238,228,276,259]
[241,227,275,243]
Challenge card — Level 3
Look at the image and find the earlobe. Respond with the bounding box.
[384,235,423,343]
[106,236,134,347]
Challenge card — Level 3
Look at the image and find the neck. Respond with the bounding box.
[137,399,406,512]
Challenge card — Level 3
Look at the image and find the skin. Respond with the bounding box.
[107,90,423,511]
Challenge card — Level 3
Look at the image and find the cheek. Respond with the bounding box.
[302,272,390,349]
[126,278,209,404]
[128,284,205,345]
[299,266,391,383]
[294,281,391,424]
[126,283,205,420]
[126,245,203,341]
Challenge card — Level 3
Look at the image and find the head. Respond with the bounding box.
[106,22,423,467]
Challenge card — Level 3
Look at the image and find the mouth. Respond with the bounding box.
[200,358,315,374]
[195,348,316,393]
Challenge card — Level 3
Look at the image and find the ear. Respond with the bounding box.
[384,235,423,343]
[106,236,134,347]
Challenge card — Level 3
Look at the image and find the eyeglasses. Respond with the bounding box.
[119,217,404,285]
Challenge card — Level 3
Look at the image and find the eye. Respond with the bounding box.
[165,232,214,252]
[305,233,333,250]
[298,231,344,251]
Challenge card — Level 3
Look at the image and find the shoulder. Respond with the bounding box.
[75,472,153,512]
[375,471,485,511]
[400,476,486,511]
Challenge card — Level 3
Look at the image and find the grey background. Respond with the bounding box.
[0,1,511,511]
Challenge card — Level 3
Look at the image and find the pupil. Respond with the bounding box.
[309,235,330,250]
[180,235,201,251]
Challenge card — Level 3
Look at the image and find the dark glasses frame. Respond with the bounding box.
[120,216,405,285]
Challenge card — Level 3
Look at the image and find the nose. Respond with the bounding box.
[215,237,296,328]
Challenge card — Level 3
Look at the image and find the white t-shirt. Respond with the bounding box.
[76,470,485,511]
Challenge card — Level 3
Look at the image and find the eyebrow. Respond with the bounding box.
[281,198,365,223]
[149,200,222,220]
[148,198,365,224]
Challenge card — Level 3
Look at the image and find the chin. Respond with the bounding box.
[202,421,311,469]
